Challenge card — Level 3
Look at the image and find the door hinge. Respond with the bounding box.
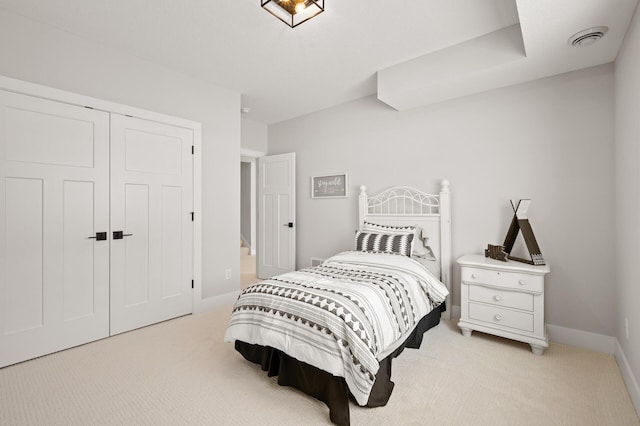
[191,145,194,155]
[190,212,194,221]
[191,280,194,289]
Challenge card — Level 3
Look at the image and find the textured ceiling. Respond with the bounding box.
[0,0,636,123]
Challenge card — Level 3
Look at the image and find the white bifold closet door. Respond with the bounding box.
[0,90,110,367]
[109,114,193,335]
[0,91,194,367]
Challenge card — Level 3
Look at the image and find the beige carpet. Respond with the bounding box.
[1,305,638,426]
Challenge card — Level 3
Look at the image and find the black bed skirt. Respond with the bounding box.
[234,302,445,426]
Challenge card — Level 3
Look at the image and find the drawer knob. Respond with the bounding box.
[518,280,526,285]
[494,295,502,302]
[471,273,478,279]
[494,314,503,321]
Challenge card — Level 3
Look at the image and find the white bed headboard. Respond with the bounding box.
[358,180,452,319]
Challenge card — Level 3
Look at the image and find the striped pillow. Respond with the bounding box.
[355,231,414,257]
[361,221,436,260]
[361,221,415,253]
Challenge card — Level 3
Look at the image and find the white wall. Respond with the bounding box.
[615,1,640,409]
[269,64,616,336]
[241,118,268,153]
[0,9,241,301]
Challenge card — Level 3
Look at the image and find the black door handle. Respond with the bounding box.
[113,231,133,240]
[88,232,107,241]
[282,222,294,228]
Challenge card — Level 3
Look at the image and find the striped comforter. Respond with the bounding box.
[224,250,449,405]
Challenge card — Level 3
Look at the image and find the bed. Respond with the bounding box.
[224,181,452,425]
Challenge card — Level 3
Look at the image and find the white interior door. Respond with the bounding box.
[257,153,296,279]
[0,90,110,367]
[110,114,193,335]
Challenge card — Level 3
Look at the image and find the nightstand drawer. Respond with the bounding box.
[461,267,543,293]
[468,285,534,311]
[468,302,534,332]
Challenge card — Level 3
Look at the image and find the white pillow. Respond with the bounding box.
[412,226,437,261]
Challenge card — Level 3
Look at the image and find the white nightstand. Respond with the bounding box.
[457,254,550,355]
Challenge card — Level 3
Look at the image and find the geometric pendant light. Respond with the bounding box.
[261,0,324,28]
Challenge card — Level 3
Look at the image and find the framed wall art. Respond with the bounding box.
[311,173,348,198]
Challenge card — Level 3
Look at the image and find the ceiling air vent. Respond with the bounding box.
[568,26,608,47]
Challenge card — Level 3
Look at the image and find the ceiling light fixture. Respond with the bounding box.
[568,26,608,47]
[261,0,324,28]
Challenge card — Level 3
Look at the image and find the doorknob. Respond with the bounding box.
[283,222,294,228]
[88,232,107,241]
[113,231,133,240]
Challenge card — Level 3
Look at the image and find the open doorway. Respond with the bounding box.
[240,150,262,289]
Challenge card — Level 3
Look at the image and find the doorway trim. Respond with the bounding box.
[240,148,265,256]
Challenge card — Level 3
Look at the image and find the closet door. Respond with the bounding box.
[110,114,193,335]
[0,91,110,367]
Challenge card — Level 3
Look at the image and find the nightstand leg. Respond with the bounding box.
[530,344,545,356]
[460,327,472,337]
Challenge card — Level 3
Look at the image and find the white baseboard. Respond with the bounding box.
[546,324,616,354]
[615,340,640,418]
[193,290,240,314]
[450,304,461,320]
